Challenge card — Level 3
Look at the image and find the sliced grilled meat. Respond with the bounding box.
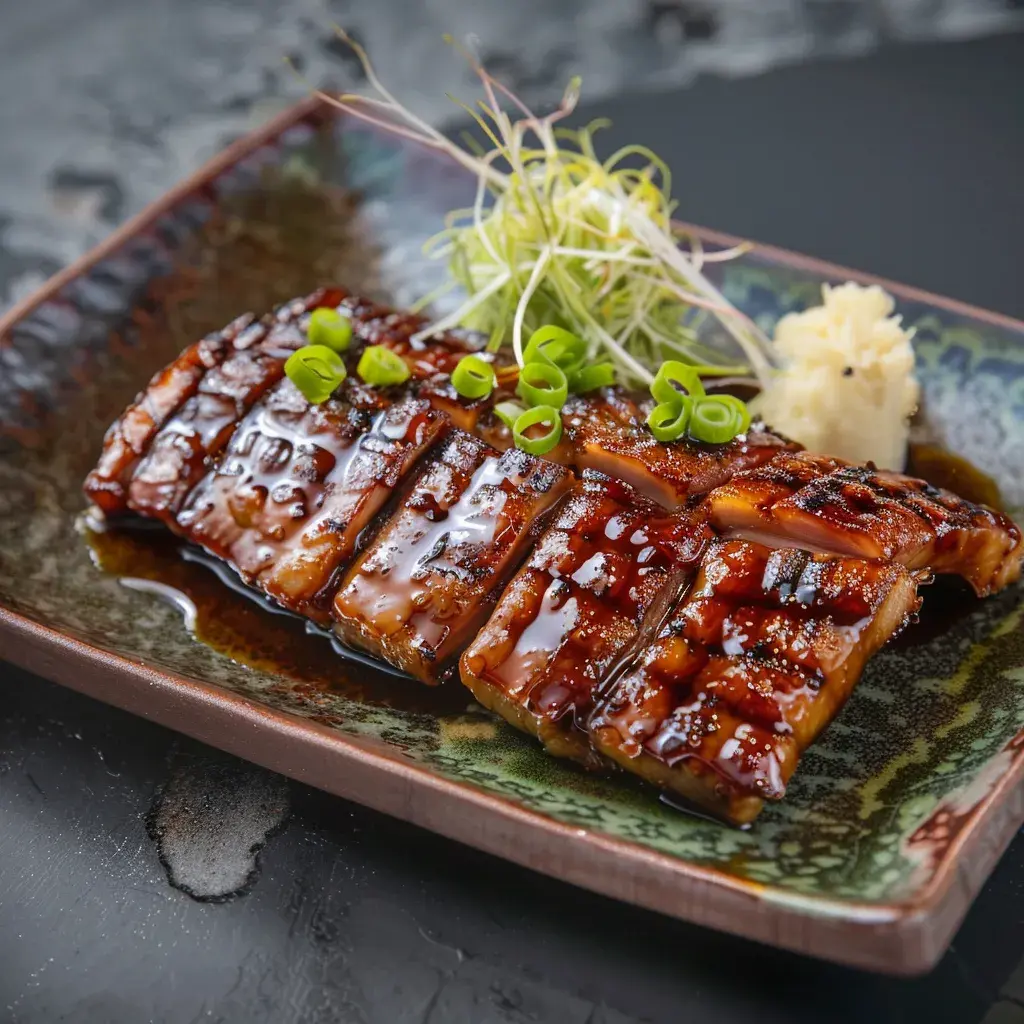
[550,390,796,508]
[589,540,922,824]
[83,312,252,516]
[341,297,521,440]
[177,377,448,623]
[83,289,493,520]
[708,451,1023,596]
[127,291,347,524]
[460,472,712,760]
[333,431,572,683]
[415,372,517,447]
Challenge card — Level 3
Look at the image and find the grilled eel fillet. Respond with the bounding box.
[548,390,797,509]
[708,450,1023,596]
[84,291,1023,822]
[333,431,572,683]
[589,540,922,824]
[85,287,510,521]
[177,379,448,623]
[460,471,712,761]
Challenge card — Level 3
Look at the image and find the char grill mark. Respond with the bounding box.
[127,290,349,524]
[83,288,496,524]
[82,312,252,516]
[589,540,922,825]
[342,298,519,441]
[708,450,1023,596]
[333,431,573,684]
[460,471,712,761]
[177,377,447,623]
[552,390,798,508]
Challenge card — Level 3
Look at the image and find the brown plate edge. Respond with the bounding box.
[8,602,1023,975]
[1,94,1023,974]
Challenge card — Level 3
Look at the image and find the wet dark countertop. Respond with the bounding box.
[2,5,1024,1022]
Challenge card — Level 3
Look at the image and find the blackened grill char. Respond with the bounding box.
[84,290,1024,823]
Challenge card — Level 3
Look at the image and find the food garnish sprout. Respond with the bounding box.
[313,32,776,390]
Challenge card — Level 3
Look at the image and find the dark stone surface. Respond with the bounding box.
[2,6,1024,1023]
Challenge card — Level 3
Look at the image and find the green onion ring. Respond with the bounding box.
[646,397,693,442]
[650,360,706,405]
[516,360,569,410]
[357,344,411,387]
[708,393,752,435]
[689,396,742,444]
[512,405,563,456]
[307,307,353,353]
[285,345,347,404]
[524,325,586,378]
[451,355,496,400]
[569,362,616,393]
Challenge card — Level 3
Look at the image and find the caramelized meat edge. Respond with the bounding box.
[177,377,448,623]
[83,312,253,516]
[589,540,922,825]
[545,390,797,508]
[127,289,349,524]
[460,471,712,761]
[708,450,1022,596]
[333,431,573,683]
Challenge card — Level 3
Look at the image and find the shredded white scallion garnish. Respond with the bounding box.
[314,31,776,388]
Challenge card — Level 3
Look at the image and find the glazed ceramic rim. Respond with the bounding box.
[2,94,1023,975]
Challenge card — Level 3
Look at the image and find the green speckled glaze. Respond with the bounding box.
[1,111,1022,910]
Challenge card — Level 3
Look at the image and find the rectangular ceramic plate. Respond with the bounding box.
[1,98,1022,975]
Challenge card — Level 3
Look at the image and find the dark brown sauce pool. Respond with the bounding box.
[84,524,468,715]
[84,444,1002,699]
[906,442,1004,511]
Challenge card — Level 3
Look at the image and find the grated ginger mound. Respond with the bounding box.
[753,282,920,471]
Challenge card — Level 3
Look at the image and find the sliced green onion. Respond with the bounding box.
[689,396,742,444]
[451,355,496,400]
[524,325,587,378]
[516,361,568,410]
[709,393,752,435]
[495,401,526,429]
[569,362,616,393]
[512,405,563,456]
[650,360,706,405]
[285,345,347,404]
[307,307,353,352]
[646,397,693,442]
[357,344,411,387]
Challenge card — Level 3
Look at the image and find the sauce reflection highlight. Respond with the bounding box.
[84,523,468,716]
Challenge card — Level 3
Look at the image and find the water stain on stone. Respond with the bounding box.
[147,744,290,902]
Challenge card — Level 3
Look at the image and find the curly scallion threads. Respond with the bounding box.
[314,36,777,391]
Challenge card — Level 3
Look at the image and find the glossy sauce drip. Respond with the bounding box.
[462,474,710,733]
[590,540,920,803]
[84,523,467,715]
[125,295,335,523]
[333,436,573,683]
[179,382,445,622]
